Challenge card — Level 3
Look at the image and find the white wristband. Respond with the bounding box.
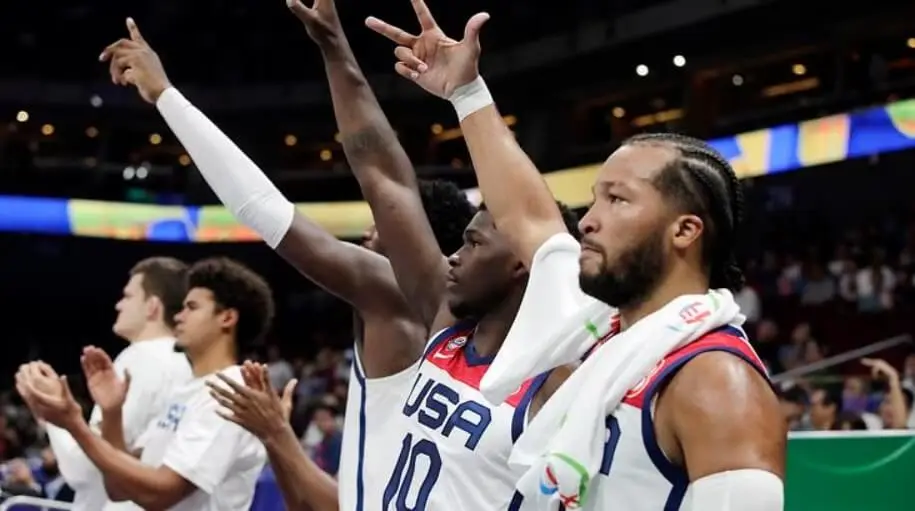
[449,76,494,122]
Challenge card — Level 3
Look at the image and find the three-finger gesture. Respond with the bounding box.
[207,361,297,440]
[365,0,489,99]
[99,18,172,104]
[81,346,131,412]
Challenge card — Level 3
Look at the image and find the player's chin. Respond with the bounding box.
[578,252,603,276]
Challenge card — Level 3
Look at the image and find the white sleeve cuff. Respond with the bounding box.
[684,469,783,510]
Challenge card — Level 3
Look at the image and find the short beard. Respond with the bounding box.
[579,231,666,309]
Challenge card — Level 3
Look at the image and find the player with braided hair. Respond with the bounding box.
[365,1,785,508]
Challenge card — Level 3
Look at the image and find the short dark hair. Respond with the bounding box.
[477,201,581,240]
[130,257,188,329]
[623,132,745,291]
[779,385,807,406]
[815,385,843,413]
[187,258,274,353]
[418,179,476,255]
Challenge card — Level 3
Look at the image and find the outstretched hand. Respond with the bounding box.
[365,0,489,99]
[99,17,172,104]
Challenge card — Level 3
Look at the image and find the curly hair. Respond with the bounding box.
[417,179,477,255]
[187,258,275,352]
[623,132,745,291]
[129,257,188,329]
[478,200,581,240]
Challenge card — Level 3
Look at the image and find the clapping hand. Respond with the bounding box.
[207,361,298,440]
[81,346,131,412]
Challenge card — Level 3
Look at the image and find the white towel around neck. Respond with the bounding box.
[479,233,745,509]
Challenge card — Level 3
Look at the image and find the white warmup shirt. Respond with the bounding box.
[131,365,266,511]
[46,337,192,511]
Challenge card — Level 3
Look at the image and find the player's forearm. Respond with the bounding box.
[45,424,97,489]
[155,87,295,249]
[886,378,908,429]
[456,87,566,265]
[100,408,128,453]
[69,420,169,507]
[321,37,417,191]
[263,424,339,511]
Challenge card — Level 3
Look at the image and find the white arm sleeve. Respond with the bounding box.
[156,88,295,248]
[683,469,784,510]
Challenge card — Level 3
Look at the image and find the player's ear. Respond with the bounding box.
[219,307,239,330]
[670,214,703,251]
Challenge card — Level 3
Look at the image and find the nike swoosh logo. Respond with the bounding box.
[432,351,454,359]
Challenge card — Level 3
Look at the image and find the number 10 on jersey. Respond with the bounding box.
[383,433,442,510]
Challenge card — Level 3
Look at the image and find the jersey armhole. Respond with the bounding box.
[511,370,553,443]
[639,347,770,499]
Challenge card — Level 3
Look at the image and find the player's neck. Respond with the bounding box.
[188,335,238,378]
[472,281,527,357]
[618,274,708,331]
[127,323,174,344]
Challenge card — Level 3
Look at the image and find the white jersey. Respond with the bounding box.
[339,344,419,511]
[46,337,192,511]
[131,365,266,511]
[385,321,550,511]
[510,327,767,511]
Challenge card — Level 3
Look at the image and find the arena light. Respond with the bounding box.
[612,107,626,118]
[908,38,915,49]
[178,154,191,166]
[792,63,806,76]
[636,64,649,77]
[672,55,686,67]
[285,134,297,147]
[732,74,744,86]
[149,133,162,145]
[123,166,136,180]
[334,132,342,143]
[136,165,149,180]
[431,123,443,134]
[90,94,103,108]
[16,111,28,123]
[41,124,55,136]
[320,149,332,161]
[86,126,99,138]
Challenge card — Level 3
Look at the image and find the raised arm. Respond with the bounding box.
[366,1,568,267]
[101,18,425,375]
[289,0,448,327]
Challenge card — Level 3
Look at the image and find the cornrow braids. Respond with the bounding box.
[624,133,745,291]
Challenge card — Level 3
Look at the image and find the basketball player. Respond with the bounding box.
[21,258,274,510]
[367,2,786,508]
[287,1,580,509]
[97,15,472,511]
[16,256,191,511]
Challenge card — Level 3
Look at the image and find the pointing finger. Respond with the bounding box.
[365,17,417,47]
[126,17,145,43]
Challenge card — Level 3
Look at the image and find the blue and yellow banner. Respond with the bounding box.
[1,98,914,242]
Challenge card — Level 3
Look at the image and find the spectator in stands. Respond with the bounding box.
[856,249,896,311]
[754,319,783,373]
[836,412,868,431]
[842,376,869,414]
[0,416,20,461]
[0,458,42,500]
[266,345,294,391]
[828,243,854,278]
[864,358,911,429]
[800,262,836,305]
[809,386,842,431]
[309,402,342,477]
[780,322,816,370]
[34,446,73,502]
[778,385,808,431]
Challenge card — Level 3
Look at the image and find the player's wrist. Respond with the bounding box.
[448,75,493,122]
[261,421,297,450]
